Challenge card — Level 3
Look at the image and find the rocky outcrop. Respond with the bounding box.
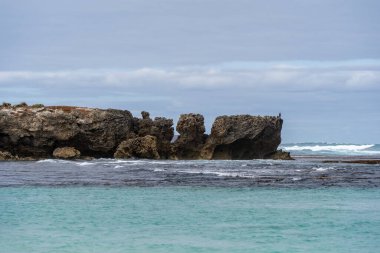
[114,135,160,159]
[265,150,293,160]
[201,115,283,159]
[53,147,81,159]
[132,111,174,158]
[172,113,207,159]
[0,150,34,161]
[0,105,133,158]
[1,104,288,160]
[0,151,15,160]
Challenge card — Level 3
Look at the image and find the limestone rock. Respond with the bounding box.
[201,115,283,159]
[172,113,207,159]
[1,105,289,160]
[114,135,160,159]
[0,151,35,161]
[53,147,81,159]
[265,150,293,160]
[0,106,134,158]
[141,111,150,119]
[0,151,15,160]
[133,112,174,158]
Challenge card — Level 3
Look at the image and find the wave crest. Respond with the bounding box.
[281,144,380,155]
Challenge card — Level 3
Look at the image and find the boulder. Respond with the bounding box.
[53,147,81,159]
[201,115,283,159]
[172,113,207,159]
[114,135,160,159]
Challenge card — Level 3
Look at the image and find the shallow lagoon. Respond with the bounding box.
[1,157,380,252]
[1,187,380,253]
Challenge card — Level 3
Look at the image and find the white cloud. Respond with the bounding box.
[346,71,380,88]
[0,61,379,91]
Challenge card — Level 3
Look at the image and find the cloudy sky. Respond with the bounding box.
[1,0,379,143]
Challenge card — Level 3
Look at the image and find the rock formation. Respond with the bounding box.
[264,150,293,160]
[53,147,81,159]
[0,105,133,158]
[201,115,283,159]
[114,135,160,159]
[0,150,15,160]
[0,104,289,160]
[172,113,207,159]
[132,111,174,158]
[0,150,33,161]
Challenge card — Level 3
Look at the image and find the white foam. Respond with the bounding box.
[177,169,203,174]
[213,172,239,177]
[108,159,144,164]
[282,144,380,155]
[284,144,374,152]
[114,165,123,169]
[36,159,72,164]
[214,172,255,178]
[76,162,93,166]
[312,167,334,172]
[36,159,58,163]
[176,169,255,178]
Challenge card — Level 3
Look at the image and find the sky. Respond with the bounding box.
[0,0,379,143]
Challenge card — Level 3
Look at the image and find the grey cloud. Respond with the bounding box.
[1,0,379,144]
[1,63,379,91]
[1,0,380,70]
[1,61,379,143]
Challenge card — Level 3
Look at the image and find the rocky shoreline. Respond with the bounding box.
[0,104,291,161]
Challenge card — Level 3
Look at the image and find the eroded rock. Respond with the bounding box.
[114,135,160,159]
[265,150,293,160]
[0,151,34,161]
[201,115,283,159]
[132,112,174,158]
[53,147,81,159]
[1,105,289,160]
[0,106,134,158]
[172,113,207,159]
[0,151,15,160]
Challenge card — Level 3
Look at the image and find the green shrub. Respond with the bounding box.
[14,102,28,107]
[31,103,44,108]
[1,102,11,107]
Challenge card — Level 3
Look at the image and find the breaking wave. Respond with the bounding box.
[281,143,380,156]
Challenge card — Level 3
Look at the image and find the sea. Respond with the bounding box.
[1,143,380,253]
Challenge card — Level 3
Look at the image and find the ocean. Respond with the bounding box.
[280,143,380,156]
[1,143,380,252]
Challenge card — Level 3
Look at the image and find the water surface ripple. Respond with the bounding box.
[1,158,379,187]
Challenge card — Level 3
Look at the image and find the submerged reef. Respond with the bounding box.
[0,104,289,160]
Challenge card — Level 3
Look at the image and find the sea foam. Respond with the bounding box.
[281,144,380,155]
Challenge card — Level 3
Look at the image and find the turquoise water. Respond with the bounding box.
[1,187,380,253]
